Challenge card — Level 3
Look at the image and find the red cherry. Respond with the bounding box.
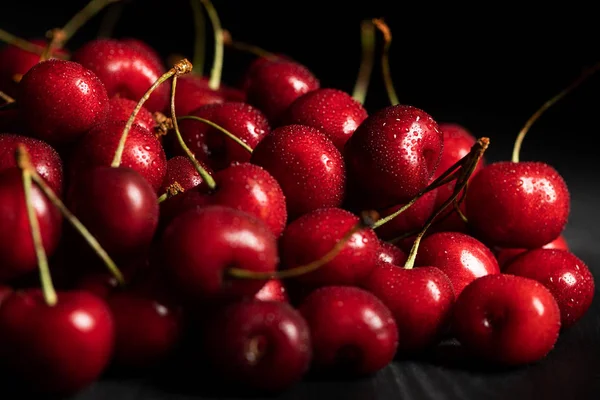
[344,104,444,207]
[377,240,408,266]
[363,264,455,352]
[160,205,278,304]
[280,208,379,290]
[159,155,212,195]
[158,188,211,233]
[254,279,289,302]
[0,133,63,195]
[119,38,163,66]
[251,124,345,219]
[282,88,368,150]
[72,39,169,112]
[504,249,594,328]
[240,54,294,92]
[414,231,500,296]
[452,274,561,365]
[17,59,109,145]
[245,60,320,123]
[173,74,226,116]
[106,96,155,133]
[203,300,311,391]
[375,188,437,241]
[495,234,568,268]
[0,168,62,282]
[466,161,570,249]
[176,102,270,170]
[298,286,398,375]
[0,289,114,394]
[69,120,167,192]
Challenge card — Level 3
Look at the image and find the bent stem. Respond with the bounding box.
[352,20,376,105]
[157,182,185,204]
[0,91,15,104]
[372,18,399,106]
[0,29,54,56]
[178,115,253,153]
[512,62,600,163]
[227,211,380,280]
[200,0,224,90]
[61,0,122,43]
[191,0,207,75]
[222,30,278,60]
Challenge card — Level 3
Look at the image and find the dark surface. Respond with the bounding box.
[2,1,600,399]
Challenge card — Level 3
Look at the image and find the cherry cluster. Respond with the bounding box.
[0,0,595,396]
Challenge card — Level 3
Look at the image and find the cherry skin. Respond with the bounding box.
[245,60,320,124]
[452,274,561,365]
[255,280,289,302]
[280,208,380,290]
[203,300,311,392]
[0,289,114,395]
[159,155,212,195]
[298,286,398,375]
[250,124,345,219]
[504,249,594,328]
[157,188,211,234]
[173,74,227,117]
[466,161,570,249]
[240,54,294,92]
[363,264,455,352]
[72,39,169,113]
[495,234,568,268]
[176,102,270,171]
[377,240,408,266]
[160,205,278,304]
[106,96,155,133]
[119,38,163,66]
[0,133,63,195]
[375,188,437,241]
[344,104,444,208]
[0,168,62,283]
[281,88,368,150]
[0,285,12,305]
[414,231,500,296]
[69,120,167,192]
[18,59,109,145]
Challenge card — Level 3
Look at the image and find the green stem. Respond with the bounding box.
[178,115,253,153]
[372,18,399,106]
[61,0,122,43]
[191,0,207,75]
[157,192,168,203]
[200,0,224,90]
[352,20,376,105]
[0,29,48,55]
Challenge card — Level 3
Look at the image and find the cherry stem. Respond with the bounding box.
[0,29,54,57]
[170,75,217,190]
[157,182,185,204]
[17,147,57,306]
[222,29,279,60]
[157,193,168,203]
[404,137,489,270]
[200,0,224,90]
[372,18,399,106]
[227,211,380,280]
[97,0,124,38]
[60,0,122,44]
[190,0,207,75]
[178,115,253,153]
[511,62,600,163]
[352,20,376,105]
[111,59,193,167]
[0,91,15,104]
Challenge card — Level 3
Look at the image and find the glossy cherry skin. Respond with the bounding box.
[280,208,380,290]
[0,169,62,282]
[495,235,568,268]
[157,188,211,233]
[505,249,594,328]
[298,286,398,375]
[251,124,345,219]
[72,39,169,113]
[363,264,455,352]
[18,59,109,145]
[452,274,561,365]
[377,241,408,266]
[255,280,289,302]
[176,102,270,171]
[160,205,278,304]
[0,133,63,195]
[158,155,212,195]
[69,120,167,192]
[203,300,311,392]
[414,232,500,296]
[240,54,294,92]
[375,188,437,241]
[344,104,444,208]
[119,38,163,66]
[173,74,226,117]
[282,88,368,150]
[106,96,155,132]
[245,60,320,123]
[0,289,114,395]
[466,161,570,249]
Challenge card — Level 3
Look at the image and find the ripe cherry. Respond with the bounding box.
[106,96,155,133]
[375,188,437,241]
[173,74,225,116]
[159,155,212,195]
[377,241,407,266]
[495,234,568,268]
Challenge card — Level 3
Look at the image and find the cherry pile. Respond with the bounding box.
[0,0,596,396]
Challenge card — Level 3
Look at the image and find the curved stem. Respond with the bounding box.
[0,91,15,104]
[511,62,600,162]
[0,29,48,55]
[97,0,124,38]
[352,20,376,105]
[200,0,224,90]
[191,0,207,75]
[158,182,185,204]
[178,115,253,153]
[372,18,399,106]
[222,29,278,60]
[61,0,122,43]
[157,192,168,203]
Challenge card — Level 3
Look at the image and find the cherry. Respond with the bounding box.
[504,249,594,328]
[176,102,270,171]
[282,88,368,150]
[466,161,570,249]
[173,74,226,116]
[0,133,63,195]
[160,205,278,304]
[158,188,211,233]
[495,234,568,268]
[452,274,561,365]
[363,263,455,352]
[377,240,408,266]
[203,300,311,392]
[106,96,155,133]
[414,231,500,296]
[239,54,294,92]
[255,279,289,302]
[72,39,169,112]
[0,168,62,282]
[375,188,437,241]
[69,120,167,192]
[120,38,163,66]
[159,155,212,196]
[0,289,114,395]
[17,59,109,145]
[298,286,397,375]
[344,104,444,208]
[245,59,320,123]
[250,124,345,219]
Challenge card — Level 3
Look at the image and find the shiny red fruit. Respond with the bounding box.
[255,279,289,302]
[106,96,155,133]
[495,235,568,268]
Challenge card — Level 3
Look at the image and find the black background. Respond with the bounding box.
[1,1,599,399]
